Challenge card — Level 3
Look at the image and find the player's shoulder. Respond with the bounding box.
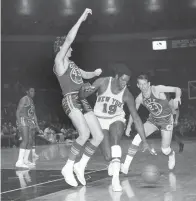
[19,96,29,105]
[98,77,110,86]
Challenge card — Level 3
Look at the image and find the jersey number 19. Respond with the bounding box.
[102,103,117,115]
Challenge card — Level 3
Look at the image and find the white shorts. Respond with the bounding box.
[97,115,126,130]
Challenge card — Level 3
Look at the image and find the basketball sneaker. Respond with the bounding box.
[61,165,78,187]
[74,162,86,186]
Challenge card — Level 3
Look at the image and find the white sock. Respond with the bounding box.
[18,149,26,162]
[112,159,120,177]
[32,149,36,155]
[24,149,31,163]
[124,155,133,169]
[79,154,90,170]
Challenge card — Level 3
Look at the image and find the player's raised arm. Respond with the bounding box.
[55,8,92,69]
[125,94,142,136]
[80,68,102,79]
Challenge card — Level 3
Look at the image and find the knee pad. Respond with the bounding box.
[111,145,122,158]
[132,134,142,146]
[161,147,171,155]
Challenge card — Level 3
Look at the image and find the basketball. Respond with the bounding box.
[141,165,160,184]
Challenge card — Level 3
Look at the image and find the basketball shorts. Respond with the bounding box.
[62,92,92,116]
[17,117,37,129]
[96,114,126,130]
[147,114,174,132]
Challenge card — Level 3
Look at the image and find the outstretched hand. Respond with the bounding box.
[81,8,92,22]
[142,142,157,155]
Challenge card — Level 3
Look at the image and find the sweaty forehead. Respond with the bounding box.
[120,74,130,81]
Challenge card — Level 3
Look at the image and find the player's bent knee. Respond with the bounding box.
[111,145,122,158]
[132,134,142,146]
[161,147,172,155]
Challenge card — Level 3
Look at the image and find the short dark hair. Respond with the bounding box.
[137,74,150,82]
[113,63,132,77]
[54,35,67,54]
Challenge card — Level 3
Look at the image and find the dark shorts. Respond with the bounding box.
[147,114,173,131]
[62,92,92,116]
[17,117,36,129]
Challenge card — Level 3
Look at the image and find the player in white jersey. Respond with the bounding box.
[79,66,154,192]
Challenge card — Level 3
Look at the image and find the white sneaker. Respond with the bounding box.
[61,165,78,187]
[15,161,29,169]
[74,163,86,186]
[168,151,175,170]
[120,163,129,175]
[112,176,122,192]
[25,161,36,167]
[108,161,113,176]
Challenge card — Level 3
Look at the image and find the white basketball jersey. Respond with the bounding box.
[94,77,126,118]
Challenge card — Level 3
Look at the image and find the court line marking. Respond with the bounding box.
[27,174,110,200]
[1,168,107,195]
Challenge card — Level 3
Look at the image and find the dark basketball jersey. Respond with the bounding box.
[19,96,35,119]
[54,61,83,95]
[142,91,172,118]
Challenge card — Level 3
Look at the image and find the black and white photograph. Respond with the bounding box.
[1,0,196,200]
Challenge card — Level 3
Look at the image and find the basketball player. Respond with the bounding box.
[79,67,153,191]
[54,8,104,187]
[122,74,181,174]
[166,93,184,152]
[16,87,42,168]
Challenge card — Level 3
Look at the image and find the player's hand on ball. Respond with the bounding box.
[142,142,157,155]
[81,8,92,21]
[94,68,102,76]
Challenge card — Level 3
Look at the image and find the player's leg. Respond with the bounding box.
[61,95,91,187]
[24,128,36,167]
[109,120,125,191]
[74,109,104,185]
[100,129,112,162]
[32,128,39,158]
[173,128,184,153]
[16,121,29,168]
[121,121,158,174]
[160,115,175,170]
[161,129,175,170]
[96,118,113,176]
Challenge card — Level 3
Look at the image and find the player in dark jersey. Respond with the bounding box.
[16,87,42,168]
[54,8,104,187]
[122,74,181,174]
